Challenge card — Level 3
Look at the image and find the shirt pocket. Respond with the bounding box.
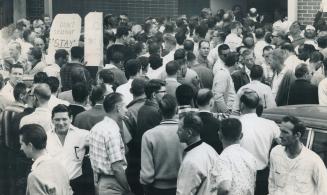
[295,172,311,193]
[73,145,85,161]
[273,168,287,188]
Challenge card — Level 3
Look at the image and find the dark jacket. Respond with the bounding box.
[288,79,319,105]
[60,62,91,92]
[231,69,250,92]
[74,104,106,130]
[198,111,223,154]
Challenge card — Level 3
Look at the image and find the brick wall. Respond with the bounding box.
[26,0,44,21]
[297,0,324,25]
[53,0,178,23]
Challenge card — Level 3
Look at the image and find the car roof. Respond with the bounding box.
[262,105,327,130]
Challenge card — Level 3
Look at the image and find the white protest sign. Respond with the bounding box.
[48,14,81,63]
[84,12,103,66]
[323,0,327,12]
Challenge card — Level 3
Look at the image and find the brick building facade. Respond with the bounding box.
[0,0,326,28]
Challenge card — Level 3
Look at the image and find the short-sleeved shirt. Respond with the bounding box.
[177,142,232,195]
[46,125,89,180]
[89,116,127,176]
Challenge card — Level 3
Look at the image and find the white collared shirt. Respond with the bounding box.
[48,95,70,112]
[116,79,133,106]
[239,113,280,170]
[269,145,327,195]
[233,80,276,113]
[43,63,61,77]
[46,125,89,180]
[0,82,15,103]
[224,33,242,52]
[163,49,176,66]
[31,153,52,171]
[20,106,53,132]
[220,144,257,195]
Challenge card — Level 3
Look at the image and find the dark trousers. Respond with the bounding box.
[255,167,269,195]
[70,174,95,195]
[144,186,176,195]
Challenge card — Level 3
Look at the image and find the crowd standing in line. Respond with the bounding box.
[0,3,327,195]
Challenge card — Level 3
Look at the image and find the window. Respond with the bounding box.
[311,130,327,167]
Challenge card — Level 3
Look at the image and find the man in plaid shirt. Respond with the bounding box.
[89,93,133,195]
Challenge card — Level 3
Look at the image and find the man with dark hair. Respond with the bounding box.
[0,82,27,194]
[97,68,115,95]
[20,83,52,132]
[107,25,135,65]
[288,63,319,105]
[116,59,141,105]
[46,104,91,195]
[238,89,280,195]
[175,30,186,49]
[233,65,276,114]
[176,112,231,195]
[26,47,46,75]
[125,78,147,195]
[309,51,325,86]
[19,124,72,195]
[74,85,106,130]
[60,46,91,92]
[43,49,69,77]
[165,61,181,99]
[46,76,69,111]
[33,72,48,84]
[183,39,194,53]
[0,64,24,103]
[196,89,223,154]
[231,49,254,91]
[213,44,230,76]
[175,84,197,115]
[147,53,163,79]
[89,93,132,194]
[69,82,89,123]
[140,94,184,195]
[269,115,327,195]
[219,118,256,195]
[103,51,128,86]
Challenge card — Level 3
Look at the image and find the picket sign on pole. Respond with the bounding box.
[47,14,82,64]
[84,12,103,67]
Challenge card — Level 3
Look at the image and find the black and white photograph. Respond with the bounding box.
[0,0,327,194]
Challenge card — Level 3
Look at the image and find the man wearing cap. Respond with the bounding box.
[19,83,53,132]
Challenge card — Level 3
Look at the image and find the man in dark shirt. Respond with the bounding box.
[288,63,319,105]
[60,46,91,92]
[196,89,223,154]
[106,25,136,69]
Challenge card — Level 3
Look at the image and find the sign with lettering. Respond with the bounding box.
[323,0,327,12]
[48,14,81,63]
[84,12,103,66]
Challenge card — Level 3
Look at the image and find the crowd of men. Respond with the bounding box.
[0,3,327,195]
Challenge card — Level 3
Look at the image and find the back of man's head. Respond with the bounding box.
[175,30,186,46]
[240,90,260,110]
[116,25,129,39]
[33,72,48,84]
[295,63,309,79]
[19,124,47,150]
[250,65,263,80]
[33,83,51,102]
[13,82,27,102]
[183,40,194,52]
[196,88,213,107]
[46,76,60,94]
[125,59,141,78]
[174,48,186,61]
[103,92,123,113]
[55,49,69,61]
[90,85,105,106]
[130,77,147,97]
[98,69,114,84]
[176,84,194,106]
[166,61,179,76]
[221,118,242,142]
[70,46,84,60]
[72,82,89,104]
[149,54,163,70]
[159,94,177,119]
[195,24,208,39]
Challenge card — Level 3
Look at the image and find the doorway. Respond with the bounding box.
[247,0,287,22]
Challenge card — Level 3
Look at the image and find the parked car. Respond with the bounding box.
[262,105,327,167]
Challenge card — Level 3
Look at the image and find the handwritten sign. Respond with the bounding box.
[323,0,327,12]
[48,14,81,63]
[84,12,103,66]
